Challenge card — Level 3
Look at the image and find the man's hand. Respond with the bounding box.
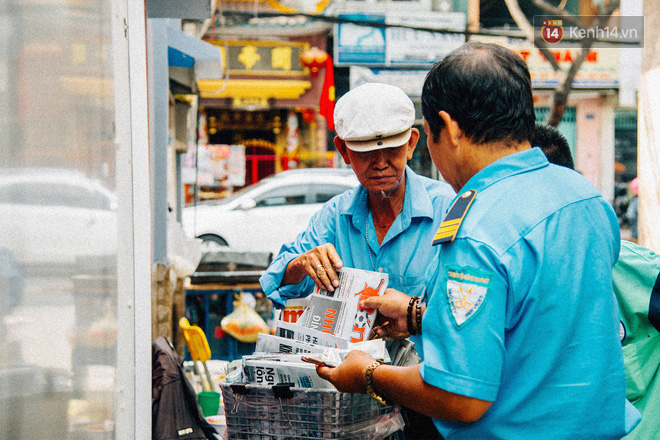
[318,349,493,423]
[282,243,343,292]
[361,288,411,338]
[316,350,375,393]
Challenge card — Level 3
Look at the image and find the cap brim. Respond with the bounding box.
[345,128,412,153]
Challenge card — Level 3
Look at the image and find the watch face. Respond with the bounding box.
[620,321,627,343]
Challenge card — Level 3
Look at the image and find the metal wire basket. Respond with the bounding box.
[220,382,404,439]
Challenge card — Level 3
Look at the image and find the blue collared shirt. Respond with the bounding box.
[259,166,455,309]
[420,148,637,439]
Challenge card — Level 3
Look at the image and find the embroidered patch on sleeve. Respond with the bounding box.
[445,266,492,328]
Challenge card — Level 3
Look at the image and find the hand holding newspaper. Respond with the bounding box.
[296,267,389,343]
[236,268,418,389]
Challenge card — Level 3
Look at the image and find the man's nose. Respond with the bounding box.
[372,150,389,168]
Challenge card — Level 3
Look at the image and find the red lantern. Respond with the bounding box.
[300,47,329,77]
[298,107,315,123]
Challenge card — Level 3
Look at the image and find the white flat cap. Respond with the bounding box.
[334,83,415,152]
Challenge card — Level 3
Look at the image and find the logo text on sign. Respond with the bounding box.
[542,20,564,44]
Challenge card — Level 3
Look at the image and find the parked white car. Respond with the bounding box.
[182,168,360,256]
[0,168,117,271]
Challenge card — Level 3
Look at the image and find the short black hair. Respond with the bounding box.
[422,42,535,145]
[531,123,575,170]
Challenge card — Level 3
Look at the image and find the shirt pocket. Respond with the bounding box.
[623,335,660,402]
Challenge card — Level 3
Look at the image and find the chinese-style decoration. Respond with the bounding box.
[298,107,315,123]
[319,54,335,131]
[300,46,329,77]
[300,47,335,131]
[286,110,300,153]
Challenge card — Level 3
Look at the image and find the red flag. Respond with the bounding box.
[319,55,335,131]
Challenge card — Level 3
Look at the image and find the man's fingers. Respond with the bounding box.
[311,262,333,292]
[360,295,384,310]
[369,321,389,339]
[321,245,342,288]
[316,365,333,381]
[308,244,345,291]
[326,246,343,279]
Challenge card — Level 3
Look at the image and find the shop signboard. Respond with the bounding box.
[208,144,246,187]
[209,40,309,76]
[349,66,428,97]
[334,12,465,67]
[472,35,619,89]
[182,144,246,188]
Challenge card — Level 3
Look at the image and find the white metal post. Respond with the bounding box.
[112,0,152,438]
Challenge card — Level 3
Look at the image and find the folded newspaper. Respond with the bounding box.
[275,320,349,349]
[279,297,309,324]
[255,333,327,355]
[242,353,334,389]
[255,334,392,365]
[297,267,388,343]
[234,267,420,388]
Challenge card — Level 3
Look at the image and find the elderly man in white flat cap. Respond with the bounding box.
[259,83,454,437]
[260,82,454,305]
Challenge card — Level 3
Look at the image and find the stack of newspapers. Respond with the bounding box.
[227,267,420,389]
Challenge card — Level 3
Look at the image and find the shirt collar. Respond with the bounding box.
[460,147,549,195]
[405,167,435,219]
[343,166,435,230]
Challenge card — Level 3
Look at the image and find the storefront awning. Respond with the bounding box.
[167,27,222,93]
[197,79,311,103]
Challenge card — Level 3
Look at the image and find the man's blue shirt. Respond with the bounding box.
[420,148,637,439]
[259,166,455,310]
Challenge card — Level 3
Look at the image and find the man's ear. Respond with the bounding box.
[406,128,420,160]
[334,136,351,165]
[438,111,461,147]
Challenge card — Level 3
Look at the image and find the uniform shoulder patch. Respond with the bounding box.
[445,266,491,328]
[432,190,477,245]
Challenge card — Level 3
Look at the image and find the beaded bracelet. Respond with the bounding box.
[407,296,419,336]
[415,299,423,333]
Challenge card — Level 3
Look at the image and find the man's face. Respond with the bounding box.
[347,146,412,194]
[336,129,418,195]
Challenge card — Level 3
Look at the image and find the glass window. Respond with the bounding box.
[0,183,22,204]
[254,186,309,207]
[314,184,353,203]
[0,181,112,210]
[39,184,90,207]
[0,1,119,439]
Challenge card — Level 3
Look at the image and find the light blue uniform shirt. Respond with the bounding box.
[421,148,638,439]
[260,167,455,313]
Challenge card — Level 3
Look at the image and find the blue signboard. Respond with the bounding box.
[335,12,466,67]
[335,14,387,65]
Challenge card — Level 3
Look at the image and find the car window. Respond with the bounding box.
[314,184,353,203]
[87,188,114,210]
[0,183,18,204]
[256,195,305,207]
[254,185,309,207]
[0,182,111,210]
[0,183,54,206]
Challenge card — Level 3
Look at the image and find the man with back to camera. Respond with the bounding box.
[529,122,575,169]
[259,82,455,438]
[316,42,641,439]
